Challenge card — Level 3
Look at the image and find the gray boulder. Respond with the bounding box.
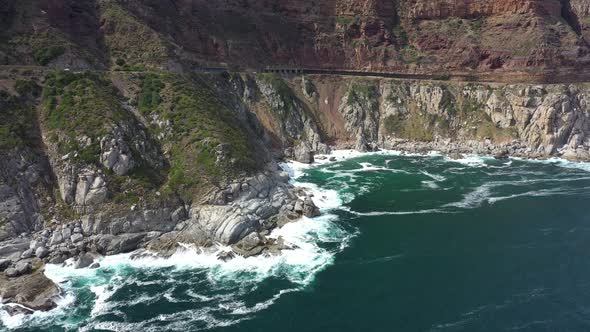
[70,233,83,243]
[20,248,34,259]
[15,261,32,275]
[302,197,320,218]
[74,252,96,269]
[35,246,49,259]
[6,261,31,277]
[49,231,63,246]
[232,232,263,257]
[4,267,17,277]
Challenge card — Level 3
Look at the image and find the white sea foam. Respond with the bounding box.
[9,214,351,331]
[420,170,446,182]
[291,181,345,210]
[488,188,585,204]
[445,184,493,209]
[312,149,441,166]
[342,206,445,216]
[422,180,440,189]
[446,154,492,167]
[90,284,118,317]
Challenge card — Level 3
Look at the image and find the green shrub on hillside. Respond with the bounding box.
[138,74,262,196]
[41,71,137,167]
[138,75,164,114]
[42,71,130,139]
[0,91,35,149]
[34,46,65,66]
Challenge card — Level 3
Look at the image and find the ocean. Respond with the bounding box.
[3,151,590,332]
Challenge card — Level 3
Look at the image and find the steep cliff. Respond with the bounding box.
[282,75,590,160]
[3,0,590,82]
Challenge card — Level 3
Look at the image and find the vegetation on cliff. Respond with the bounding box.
[0,91,36,150]
[135,73,263,198]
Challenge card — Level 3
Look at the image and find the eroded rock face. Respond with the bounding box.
[75,172,107,206]
[5,0,590,81]
[45,118,165,214]
[404,0,562,19]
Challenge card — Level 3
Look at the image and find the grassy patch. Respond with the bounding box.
[99,1,170,70]
[392,24,408,45]
[335,15,359,26]
[456,98,516,141]
[383,112,444,141]
[400,45,424,64]
[41,71,135,165]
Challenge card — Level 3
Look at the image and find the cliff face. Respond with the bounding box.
[3,0,590,82]
[241,74,590,161]
[405,0,562,18]
[114,0,590,82]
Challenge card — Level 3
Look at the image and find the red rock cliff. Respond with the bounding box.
[3,0,590,82]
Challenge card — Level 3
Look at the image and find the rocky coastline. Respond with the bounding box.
[0,161,320,316]
[2,136,590,317]
[343,137,590,162]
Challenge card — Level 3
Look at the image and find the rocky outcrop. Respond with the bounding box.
[404,0,563,19]
[0,259,60,314]
[339,82,381,151]
[0,142,52,242]
[375,81,590,160]
[108,0,590,82]
[45,117,165,214]
[252,75,329,163]
[147,163,318,254]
